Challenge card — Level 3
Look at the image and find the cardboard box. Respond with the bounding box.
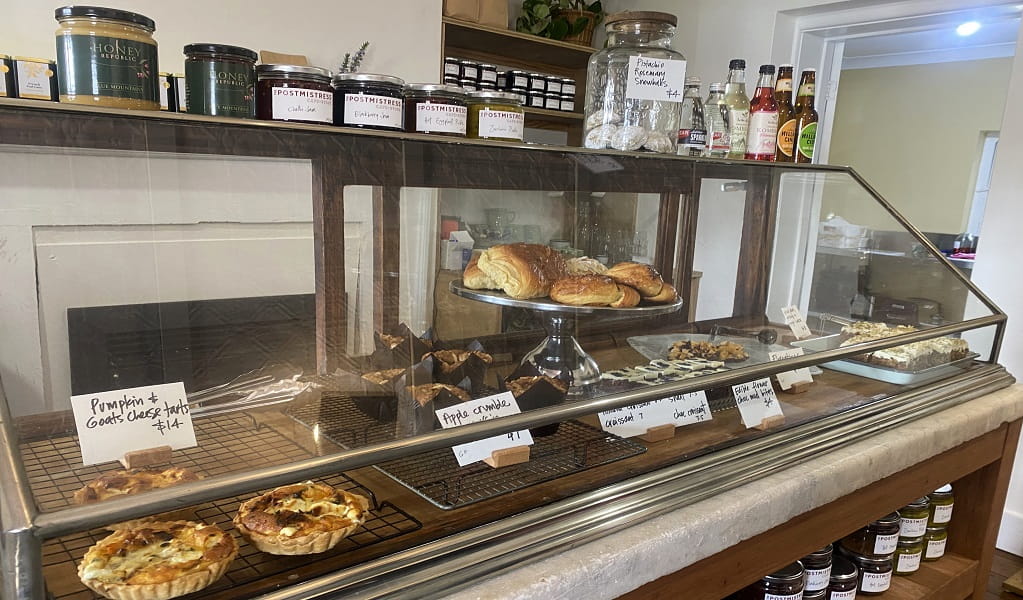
[478,0,509,28]
[443,0,478,21]
[441,231,475,271]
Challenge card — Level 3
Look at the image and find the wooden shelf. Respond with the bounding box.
[523,106,583,124]
[442,17,594,72]
[886,553,978,599]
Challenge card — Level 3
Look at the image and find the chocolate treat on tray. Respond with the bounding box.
[353,357,434,424]
[501,364,569,437]
[369,323,435,369]
[395,369,471,437]
[601,357,730,387]
[422,340,493,393]
[668,340,749,362]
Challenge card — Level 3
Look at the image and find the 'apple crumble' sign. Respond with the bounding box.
[435,392,534,467]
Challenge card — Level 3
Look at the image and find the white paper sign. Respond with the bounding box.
[599,391,712,438]
[731,378,784,429]
[625,55,686,102]
[781,305,813,339]
[435,392,534,467]
[70,382,196,465]
[768,347,814,390]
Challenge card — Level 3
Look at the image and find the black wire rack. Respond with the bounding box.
[20,413,421,599]
[288,399,647,510]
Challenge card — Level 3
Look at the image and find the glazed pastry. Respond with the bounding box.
[605,262,664,297]
[550,275,623,306]
[234,482,369,556]
[462,254,497,290]
[565,256,608,276]
[645,282,678,304]
[406,383,471,406]
[361,368,406,386]
[609,284,641,308]
[475,243,567,299]
[78,521,236,600]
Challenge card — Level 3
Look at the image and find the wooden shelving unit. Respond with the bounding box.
[441,16,593,145]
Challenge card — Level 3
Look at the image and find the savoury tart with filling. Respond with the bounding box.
[78,520,236,600]
[74,467,202,529]
[234,482,370,555]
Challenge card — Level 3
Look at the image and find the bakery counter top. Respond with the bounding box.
[447,383,1023,600]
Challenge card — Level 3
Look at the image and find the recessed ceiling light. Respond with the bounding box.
[957,21,982,36]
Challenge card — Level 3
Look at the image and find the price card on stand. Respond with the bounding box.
[781,305,813,339]
[731,378,784,430]
[71,382,196,465]
[625,56,687,102]
[768,347,814,390]
[435,392,534,467]
[599,391,712,438]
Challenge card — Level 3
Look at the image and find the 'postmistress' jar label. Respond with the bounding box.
[860,571,891,593]
[478,109,524,140]
[805,566,831,591]
[344,93,403,129]
[272,87,332,123]
[765,594,801,600]
[900,516,928,538]
[926,537,946,559]
[932,503,953,524]
[416,103,467,135]
[874,532,898,555]
[897,550,921,573]
[830,590,856,600]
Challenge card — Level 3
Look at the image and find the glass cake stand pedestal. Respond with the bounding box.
[450,280,684,395]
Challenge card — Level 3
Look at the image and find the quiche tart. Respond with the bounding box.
[78,521,236,600]
[233,482,370,555]
[74,467,201,529]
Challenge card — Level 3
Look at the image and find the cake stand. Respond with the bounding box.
[450,280,684,394]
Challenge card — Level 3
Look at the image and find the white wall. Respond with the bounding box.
[3,0,442,81]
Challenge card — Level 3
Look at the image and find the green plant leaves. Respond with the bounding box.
[571,16,589,34]
[531,3,549,18]
[549,18,569,39]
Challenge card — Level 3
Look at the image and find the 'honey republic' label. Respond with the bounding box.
[184,61,253,118]
[58,35,158,101]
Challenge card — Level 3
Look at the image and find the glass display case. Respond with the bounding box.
[0,98,1010,600]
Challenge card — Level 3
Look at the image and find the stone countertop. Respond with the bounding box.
[449,384,1023,600]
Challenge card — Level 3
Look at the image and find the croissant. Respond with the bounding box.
[645,282,678,304]
[606,262,664,297]
[462,254,497,290]
[550,275,623,306]
[610,285,641,308]
[476,243,566,299]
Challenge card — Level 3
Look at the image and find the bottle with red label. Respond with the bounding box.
[745,64,779,161]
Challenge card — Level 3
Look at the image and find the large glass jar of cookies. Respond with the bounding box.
[583,11,685,154]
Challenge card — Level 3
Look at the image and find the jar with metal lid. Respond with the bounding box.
[561,77,577,96]
[255,64,333,124]
[528,73,547,92]
[560,95,575,112]
[54,5,158,109]
[923,526,947,561]
[528,91,545,108]
[803,591,826,600]
[479,63,498,84]
[506,70,530,90]
[459,60,479,81]
[478,81,497,91]
[466,90,524,141]
[928,484,954,525]
[841,512,900,557]
[459,78,478,92]
[839,548,892,596]
[543,92,561,110]
[497,72,507,89]
[332,73,405,131]
[802,544,833,593]
[508,87,528,105]
[12,57,58,101]
[583,11,685,153]
[893,536,923,575]
[899,497,930,538]
[443,57,460,78]
[827,554,858,599]
[183,43,256,118]
[752,562,805,599]
[404,83,467,137]
[443,74,461,86]
[546,76,563,95]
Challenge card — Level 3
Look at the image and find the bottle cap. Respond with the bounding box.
[802,67,817,72]
[759,64,775,75]
[709,82,725,92]
[728,59,746,70]
[684,76,700,86]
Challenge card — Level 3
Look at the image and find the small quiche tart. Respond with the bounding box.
[78,521,236,600]
[73,467,201,529]
[233,481,370,555]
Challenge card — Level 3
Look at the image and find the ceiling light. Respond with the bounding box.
[957,21,982,36]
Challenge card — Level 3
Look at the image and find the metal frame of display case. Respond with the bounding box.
[0,98,1010,600]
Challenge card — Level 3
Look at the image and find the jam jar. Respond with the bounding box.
[893,536,923,575]
[827,554,858,600]
[899,497,930,538]
[753,562,805,599]
[459,78,478,92]
[841,512,900,557]
[479,63,498,85]
[839,548,892,596]
[923,526,947,561]
[467,90,524,141]
[545,75,563,95]
[561,77,577,96]
[803,591,827,600]
[54,5,158,109]
[543,92,561,110]
[560,94,575,112]
[443,57,460,78]
[183,43,256,118]
[802,544,833,593]
[332,73,405,131]
[505,70,530,90]
[256,64,333,124]
[459,60,479,81]
[928,484,954,525]
[528,72,546,92]
[528,91,545,108]
[404,84,467,137]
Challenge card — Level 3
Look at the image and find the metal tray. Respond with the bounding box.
[627,333,788,364]
[450,281,684,316]
[792,334,978,385]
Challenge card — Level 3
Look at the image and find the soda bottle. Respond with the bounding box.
[774,65,796,162]
[704,82,730,157]
[677,76,707,157]
[745,64,779,161]
[794,68,819,163]
[724,59,750,159]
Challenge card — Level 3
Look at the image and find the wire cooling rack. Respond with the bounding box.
[19,413,421,599]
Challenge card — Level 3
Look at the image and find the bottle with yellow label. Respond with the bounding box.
[774,64,796,162]
[794,68,818,164]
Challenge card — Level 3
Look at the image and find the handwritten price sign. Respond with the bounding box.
[625,56,687,103]
[768,347,814,390]
[731,378,784,429]
[71,382,196,465]
[781,305,813,339]
[435,392,534,467]
[599,391,712,438]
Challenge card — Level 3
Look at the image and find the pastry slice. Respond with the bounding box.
[78,521,236,600]
[645,282,678,304]
[610,285,640,308]
[234,482,370,556]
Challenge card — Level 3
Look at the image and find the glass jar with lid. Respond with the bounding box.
[840,512,900,557]
[828,554,859,599]
[748,562,804,599]
[583,11,685,153]
[332,73,405,131]
[255,64,333,124]
[893,537,923,575]
[183,43,257,118]
[928,484,954,525]
[404,84,467,137]
[899,497,930,538]
[466,90,524,141]
[839,548,892,596]
[801,544,833,592]
[923,526,947,561]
